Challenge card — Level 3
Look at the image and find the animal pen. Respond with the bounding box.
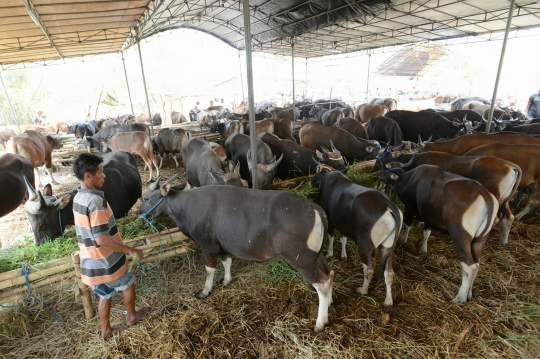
[1,0,540,358]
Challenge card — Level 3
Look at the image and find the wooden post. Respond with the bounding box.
[71,251,95,319]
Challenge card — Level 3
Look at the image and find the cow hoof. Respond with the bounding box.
[325,252,333,259]
[498,241,508,247]
[356,287,368,295]
[340,255,347,260]
[452,296,466,304]
[196,292,209,299]
[419,250,427,256]
[314,323,325,332]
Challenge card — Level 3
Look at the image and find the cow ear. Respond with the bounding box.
[228,161,235,173]
[160,183,171,196]
[43,183,53,197]
[209,169,224,183]
[499,124,506,131]
[366,146,374,153]
[452,120,461,127]
[247,149,252,170]
[54,194,72,209]
[390,151,402,158]
[315,149,324,160]
[234,161,241,174]
[390,173,399,180]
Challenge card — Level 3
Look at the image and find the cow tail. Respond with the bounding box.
[378,204,402,284]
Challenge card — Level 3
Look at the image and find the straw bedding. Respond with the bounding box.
[0,156,539,358]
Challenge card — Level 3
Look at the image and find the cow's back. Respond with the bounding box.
[102,151,142,217]
[0,154,35,218]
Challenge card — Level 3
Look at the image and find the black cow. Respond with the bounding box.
[385,110,462,142]
[153,127,190,168]
[225,133,282,189]
[241,112,273,122]
[0,154,35,219]
[258,132,346,180]
[138,180,334,332]
[315,167,402,306]
[151,113,162,126]
[182,138,243,187]
[502,122,540,135]
[255,101,276,113]
[314,99,346,109]
[379,163,498,303]
[333,117,369,140]
[450,96,490,111]
[24,151,142,245]
[364,116,403,146]
[217,120,243,140]
[299,123,379,164]
[310,106,343,126]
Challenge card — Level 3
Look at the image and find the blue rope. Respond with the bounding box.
[138,196,165,221]
[0,264,65,329]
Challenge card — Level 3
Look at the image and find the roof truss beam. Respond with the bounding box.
[20,0,63,59]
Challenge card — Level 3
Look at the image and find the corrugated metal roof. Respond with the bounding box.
[1,0,540,67]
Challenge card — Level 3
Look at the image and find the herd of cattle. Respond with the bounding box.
[1,94,540,332]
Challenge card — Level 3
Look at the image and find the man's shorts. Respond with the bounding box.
[90,270,135,300]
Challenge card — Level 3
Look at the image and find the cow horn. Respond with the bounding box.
[24,176,38,201]
[329,140,337,153]
[426,136,433,143]
[312,154,322,165]
[147,176,162,191]
[247,149,252,169]
[267,154,284,171]
[320,146,330,154]
[165,174,179,184]
[418,135,423,146]
[462,114,467,123]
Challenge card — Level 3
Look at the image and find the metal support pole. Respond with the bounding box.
[136,28,154,136]
[291,39,296,108]
[121,51,135,115]
[238,50,245,104]
[0,72,21,132]
[365,50,371,102]
[304,59,308,99]
[242,0,258,189]
[485,0,515,134]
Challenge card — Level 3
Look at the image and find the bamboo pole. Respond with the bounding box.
[140,245,191,263]
[0,275,73,300]
[0,263,73,291]
[71,251,95,319]
[0,280,74,307]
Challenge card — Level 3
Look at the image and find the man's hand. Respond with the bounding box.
[131,247,145,260]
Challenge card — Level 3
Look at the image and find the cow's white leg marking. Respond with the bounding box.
[34,168,43,187]
[419,228,431,255]
[401,224,411,243]
[198,266,216,298]
[340,235,347,260]
[357,263,373,296]
[383,269,395,306]
[467,263,480,301]
[312,270,334,332]
[499,208,514,246]
[222,257,232,286]
[173,154,179,168]
[453,262,479,303]
[158,155,163,169]
[326,233,334,258]
[306,210,324,252]
[46,166,57,184]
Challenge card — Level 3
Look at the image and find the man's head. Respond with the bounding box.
[37,110,43,115]
[73,153,105,189]
[196,101,200,105]
[210,101,214,106]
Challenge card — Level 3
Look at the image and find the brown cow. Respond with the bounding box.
[171,111,188,124]
[333,117,368,139]
[208,141,228,171]
[420,132,540,155]
[98,132,159,182]
[270,118,295,142]
[0,154,35,220]
[464,144,540,220]
[368,97,398,111]
[355,104,389,123]
[269,106,297,122]
[7,130,61,187]
[0,125,18,149]
[243,119,274,137]
[56,122,70,134]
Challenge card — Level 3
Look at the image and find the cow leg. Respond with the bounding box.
[311,269,334,332]
[158,155,163,169]
[499,202,514,246]
[45,166,58,185]
[450,233,476,303]
[340,235,348,260]
[221,255,233,286]
[400,225,412,244]
[173,154,179,168]
[356,245,374,296]
[468,234,488,301]
[381,246,395,306]
[34,168,43,187]
[197,266,216,299]
[419,228,432,255]
[325,225,337,259]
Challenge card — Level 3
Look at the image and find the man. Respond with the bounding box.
[72,153,149,340]
[525,89,540,119]
[33,110,44,125]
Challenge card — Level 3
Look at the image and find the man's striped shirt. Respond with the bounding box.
[73,188,127,286]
